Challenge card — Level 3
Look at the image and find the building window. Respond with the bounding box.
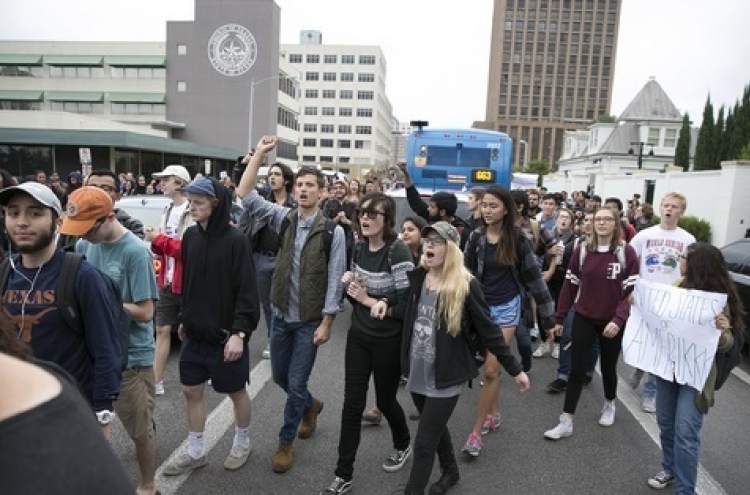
[322,90,336,99]
[339,140,351,148]
[302,138,317,147]
[177,81,187,92]
[303,124,317,132]
[324,54,337,63]
[340,89,353,99]
[338,125,352,133]
[304,106,317,116]
[359,55,376,65]
[302,155,316,162]
[306,54,320,64]
[356,108,373,117]
[648,128,661,146]
[664,129,678,148]
[0,100,41,111]
[289,54,302,63]
[322,107,335,116]
[323,72,336,81]
[321,124,334,133]
[306,72,319,81]
[321,139,334,148]
[320,156,333,163]
[339,107,353,116]
[177,44,187,55]
[505,20,513,30]
[357,91,374,100]
[305,89,318,98]
[358,73,375,82]
[341,72,354,82]
[342,55,355,64]
[356,126,372,135]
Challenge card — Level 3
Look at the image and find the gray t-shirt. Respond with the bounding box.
[407,285,464,398]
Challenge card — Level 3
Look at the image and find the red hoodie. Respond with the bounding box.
[151,234,184,294]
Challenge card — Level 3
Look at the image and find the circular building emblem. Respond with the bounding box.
[207,24,258,77]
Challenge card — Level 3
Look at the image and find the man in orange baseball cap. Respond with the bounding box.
[59,186,115,238]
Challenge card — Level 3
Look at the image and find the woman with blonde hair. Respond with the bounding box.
[400,222,529,494]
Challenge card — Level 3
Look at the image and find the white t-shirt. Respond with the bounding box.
[629,225,695,285]
[163,201,188,284]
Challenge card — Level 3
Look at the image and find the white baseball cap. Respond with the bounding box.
[0,182,63,216]
[152,165,191,183]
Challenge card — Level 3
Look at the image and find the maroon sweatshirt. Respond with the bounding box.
[555,243,639,329]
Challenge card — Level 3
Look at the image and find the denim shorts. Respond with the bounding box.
[488,294,522,328]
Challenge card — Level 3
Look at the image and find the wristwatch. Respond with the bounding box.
[96,410,115,425]
[234,331,247,340]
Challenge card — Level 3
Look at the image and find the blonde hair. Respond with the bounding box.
[662,192,687,212]
[421,241,472,337]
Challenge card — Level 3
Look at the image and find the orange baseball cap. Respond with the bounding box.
[60,186,114,236]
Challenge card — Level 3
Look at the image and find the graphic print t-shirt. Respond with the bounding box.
[407,285,463,398]
[629,226,695,285]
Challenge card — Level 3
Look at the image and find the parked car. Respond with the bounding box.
[720,238,750,345]
[386,188,469,229]
[115,195,171,231]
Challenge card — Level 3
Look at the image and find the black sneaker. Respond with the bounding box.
[547,378,567,393]
[428,468,459,494]
[321,476,352,494]
[647,470,675,489]
[383,445,412,472]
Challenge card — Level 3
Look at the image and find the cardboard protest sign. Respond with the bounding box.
[622,278,726,391]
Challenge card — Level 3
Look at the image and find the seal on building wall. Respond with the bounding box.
[207,23,258,76]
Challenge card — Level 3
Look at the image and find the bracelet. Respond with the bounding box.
[379,298,388,306]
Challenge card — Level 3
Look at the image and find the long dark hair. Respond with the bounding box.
[483,186,519,266]
[356,193,397,244]
[681,242,745,333]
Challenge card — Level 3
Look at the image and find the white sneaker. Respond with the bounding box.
[544,414,573,440]
[641,396,656,413]
[223,443,251,471]
[261,344,271,359]
[550,343,559,359]
[599,402,616,426]
[533,342,549,358]
[154,381,165,396]
[530,326,540,339]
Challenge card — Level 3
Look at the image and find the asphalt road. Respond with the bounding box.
[110,305,750,494]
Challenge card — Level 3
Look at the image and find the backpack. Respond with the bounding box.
[577,240,627,272]
[278,213,339,265]
[714,329,745,390]
[0,252,132,371]
[353,238,404,271]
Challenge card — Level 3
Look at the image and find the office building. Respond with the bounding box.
[481,0,622,168]
[282,31,393,178]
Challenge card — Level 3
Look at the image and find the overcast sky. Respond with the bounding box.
[1,0,749,128]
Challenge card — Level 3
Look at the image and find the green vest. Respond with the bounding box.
[270,210,330,322]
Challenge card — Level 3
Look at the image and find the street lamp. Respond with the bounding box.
[519,139,530,171]
[628,141,655,170]
[248,74,299,150]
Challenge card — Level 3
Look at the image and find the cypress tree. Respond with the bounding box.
[722,108,733,163]
[712,105,724,168]
[674,113,691,171]
[694,96,714,170]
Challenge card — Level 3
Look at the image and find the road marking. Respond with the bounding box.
[731,366,750,386]
[613,370,727,495]
[154,359,273,495]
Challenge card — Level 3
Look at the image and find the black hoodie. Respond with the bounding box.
[180,178,259,344]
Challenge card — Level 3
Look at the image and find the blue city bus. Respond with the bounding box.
[405,127,513,192]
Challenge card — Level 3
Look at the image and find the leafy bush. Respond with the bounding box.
[651,215,712,242]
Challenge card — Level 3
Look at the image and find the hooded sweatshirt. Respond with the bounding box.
[180,178,260,344]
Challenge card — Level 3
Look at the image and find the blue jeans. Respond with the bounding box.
[643,373,658,400]
[271,316,320,444]
[556,309,599,381]
[656,377,704,495]
[253,252,276,337]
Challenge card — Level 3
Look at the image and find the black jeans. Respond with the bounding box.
[404,393,460,494]
[335,330,410,481]
[564,312,623,414]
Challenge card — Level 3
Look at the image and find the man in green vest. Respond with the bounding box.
[237,135,345,474]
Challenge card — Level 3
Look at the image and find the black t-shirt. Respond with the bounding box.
[0,362,134,494]
[482,241,520,305]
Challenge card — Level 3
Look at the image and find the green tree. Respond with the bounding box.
[694,96,715,170]
[594,114,617,123]
[712,105,725,168]
[674,113,691,171]
[527,159,550,186]
[721,108,733,163]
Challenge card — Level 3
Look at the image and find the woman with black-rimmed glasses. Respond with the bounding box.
[321,193,414,495]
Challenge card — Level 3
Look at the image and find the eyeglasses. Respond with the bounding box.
[423,236,447,247]
[85,218,107,236]
[594,217,616,223]
[358,209,384,219]
[94,184,118,193]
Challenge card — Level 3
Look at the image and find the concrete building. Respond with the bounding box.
[0,0,300,180]
[282,31,393,179]
[556,78,697,176]
[479,0,623,168]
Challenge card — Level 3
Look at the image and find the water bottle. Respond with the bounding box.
[556,240,564,265]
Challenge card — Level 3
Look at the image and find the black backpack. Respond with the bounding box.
[278,213,339,265]
[0,252,132,371]
[714,330,745,390]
